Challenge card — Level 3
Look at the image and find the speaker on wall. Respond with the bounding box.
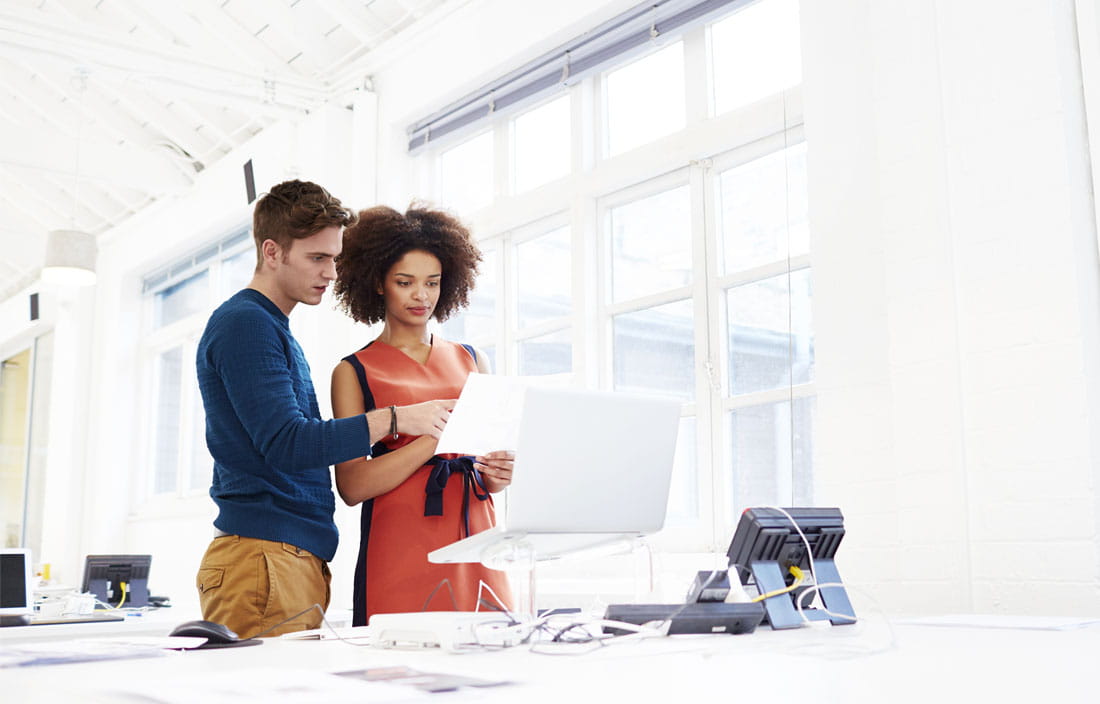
[29,292,39,321]
[243,159,256,204]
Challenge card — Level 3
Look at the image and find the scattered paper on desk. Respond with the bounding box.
[98,667,428,703]
[434,372,573,456]
[896,614,1100,631]
[337,666,512,693]
[0,639,168,668]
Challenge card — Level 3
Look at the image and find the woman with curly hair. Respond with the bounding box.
[330,204,514,625]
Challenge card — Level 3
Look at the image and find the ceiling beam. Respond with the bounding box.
[0,5,328,113]
[0,119,191,191]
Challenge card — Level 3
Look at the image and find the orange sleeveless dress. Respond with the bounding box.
[342,337,512,624]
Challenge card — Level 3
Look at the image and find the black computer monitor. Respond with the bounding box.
[82,554,152,608]
[726,507,854,629]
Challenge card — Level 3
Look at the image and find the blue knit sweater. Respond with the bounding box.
[196,289,371,561]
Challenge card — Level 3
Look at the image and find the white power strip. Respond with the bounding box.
[368,611,522,651]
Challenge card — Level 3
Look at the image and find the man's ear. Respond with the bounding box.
[260,239,282,268]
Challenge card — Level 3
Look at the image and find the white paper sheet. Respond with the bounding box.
[433,372,573,456]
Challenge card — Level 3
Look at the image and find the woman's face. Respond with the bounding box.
[380,249,442,325]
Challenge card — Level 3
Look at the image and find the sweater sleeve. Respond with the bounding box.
[205,308,372,471]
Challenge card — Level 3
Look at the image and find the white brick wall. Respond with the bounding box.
[804,0,1100,615]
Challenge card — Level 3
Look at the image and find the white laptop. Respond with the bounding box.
[428,386,681,565]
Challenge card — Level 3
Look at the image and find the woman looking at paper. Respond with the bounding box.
[330,204,514,625]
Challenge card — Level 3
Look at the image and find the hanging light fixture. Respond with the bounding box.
[41,229,97,285]
[42,67,96,286]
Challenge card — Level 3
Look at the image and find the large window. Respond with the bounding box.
[140,230,253,501]
[418,0,807,550]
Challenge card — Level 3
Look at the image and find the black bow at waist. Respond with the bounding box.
[371,442,490,538]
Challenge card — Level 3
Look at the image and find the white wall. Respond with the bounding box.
[803,0,1100,614]
[3,0,1099,618]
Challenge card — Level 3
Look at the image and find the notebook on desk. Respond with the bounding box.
[428,386,681,565]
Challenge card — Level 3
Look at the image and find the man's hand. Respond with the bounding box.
[395,399,456,439]
[475,450,515,493]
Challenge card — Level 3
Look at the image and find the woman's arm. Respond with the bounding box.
[330,361,439,505]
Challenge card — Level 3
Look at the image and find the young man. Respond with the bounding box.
[194,180,454,638]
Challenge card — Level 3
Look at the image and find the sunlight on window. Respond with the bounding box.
[717,143,808,273]
[517,327,572,376]
[512,95,571,193]
[188,387,212,493]
[605,42,685,156]
[726,268,813,396]
[665,416,699,525]
[220,248,255,298]
[728,396,813,512]
[711,0,801,114]
[155,271,209,329]
[439,130,494,215]
[441,248,498,342]
[609,186,692,302]
[516,226,571,327]
[153,347,183,494]
[613,298,695,400]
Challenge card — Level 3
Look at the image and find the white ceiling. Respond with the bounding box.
[0,0,455,300]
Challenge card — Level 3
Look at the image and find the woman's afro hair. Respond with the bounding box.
[333,204,481,325]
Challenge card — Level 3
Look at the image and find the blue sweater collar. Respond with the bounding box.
[238,288,290,326]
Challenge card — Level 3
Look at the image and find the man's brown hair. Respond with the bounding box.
[252,179,357,268]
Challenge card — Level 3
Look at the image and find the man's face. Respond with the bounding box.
[268,225,342,313]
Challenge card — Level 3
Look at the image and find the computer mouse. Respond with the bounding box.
[169,619,244,646]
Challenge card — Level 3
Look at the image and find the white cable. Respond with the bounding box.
[475,579,515,620]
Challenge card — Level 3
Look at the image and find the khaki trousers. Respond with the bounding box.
[196,534,331,639]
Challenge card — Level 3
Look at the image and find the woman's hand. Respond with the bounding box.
[475,450,515,493]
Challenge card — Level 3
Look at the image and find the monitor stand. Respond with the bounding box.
[749,559,856,629]
[479,536,657,623]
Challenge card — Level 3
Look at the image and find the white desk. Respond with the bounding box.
[2,614,1097,703]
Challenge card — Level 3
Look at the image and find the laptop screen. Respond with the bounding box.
[0,549,32,614]
[506,386,682,534]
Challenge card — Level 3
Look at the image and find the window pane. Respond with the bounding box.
[665,415,698,526]
[711,0,801,115]
[517,328,572,376]
[728,396,814,512]
[480,345,497,373]
[155,271,209,328]
[188,386,212,493]
[613,298,694,400]
[717,142,808,273]
[605,42,685,156]
[727,268,813,396]
[153,347,183,494]
[220,248,255,298]
[441,249,498,342]
[512,94,571,192]
[610,186,691,302]
[0,348,31,548]
[439,131,494,215]
[516,226,571,327]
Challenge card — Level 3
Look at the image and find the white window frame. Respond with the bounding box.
[410,7,808,559]
[134,232,252,514]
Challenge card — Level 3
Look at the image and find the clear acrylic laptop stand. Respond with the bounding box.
[479,536,656,623]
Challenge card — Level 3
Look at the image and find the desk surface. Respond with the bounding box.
[2,613,1097,703]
